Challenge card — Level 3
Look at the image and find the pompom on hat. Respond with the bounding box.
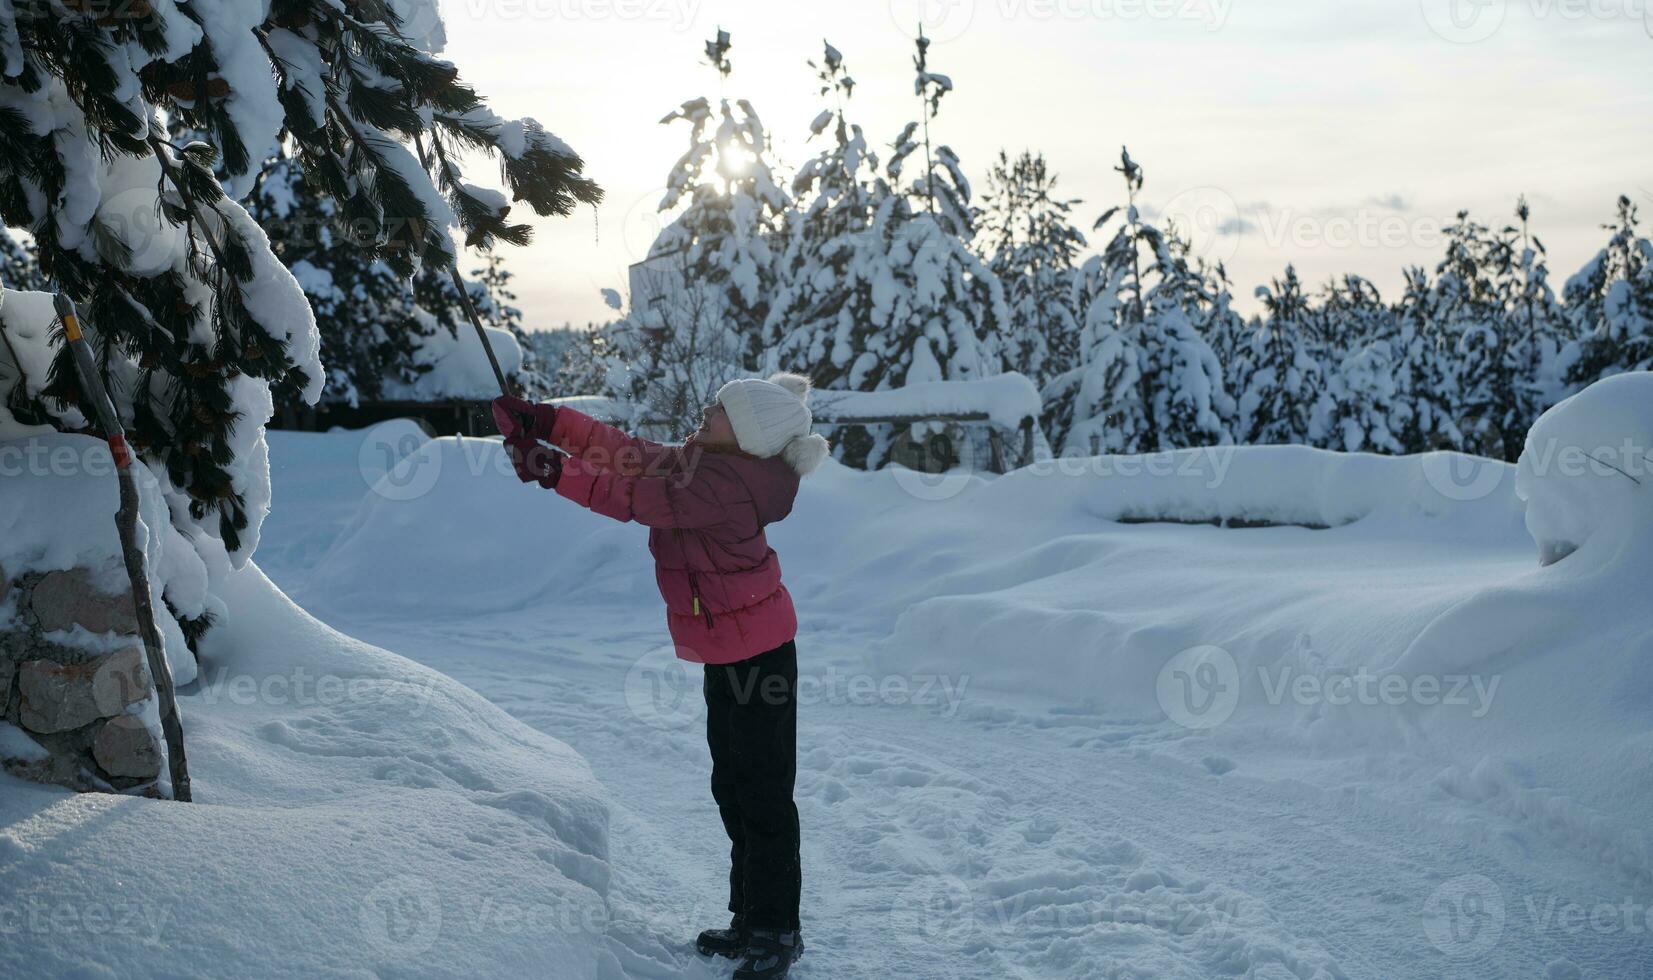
[714,372,831,475]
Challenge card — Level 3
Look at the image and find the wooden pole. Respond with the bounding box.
[53,294,192,802]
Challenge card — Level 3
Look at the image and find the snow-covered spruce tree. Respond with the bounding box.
[254,146,549,408]
[1385,267,1463,452]
[1199,259,1250,379]
[249,146,436,407]
[0,228,47,425]
[1557,195,1653,391]
[1485,197,1567,456]
[1235,266,1329,446]
[1044,148,1231,455]
[605,30,787,431]
[851,32,1009,465]
[763,40,877,386]
[844,28,1006,396]
[766,33,1007,468]
[1,0,598,607]
[1316,275,1405,454]
[977,149,1085,385]
[1428,211,1519,458]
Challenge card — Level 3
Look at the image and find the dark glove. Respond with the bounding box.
[491,395,557,442]
[506,434,562,489]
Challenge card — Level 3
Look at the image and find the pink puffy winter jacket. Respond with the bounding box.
[549,408,802,665]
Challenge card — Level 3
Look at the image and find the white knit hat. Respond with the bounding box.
[715,372,831,475]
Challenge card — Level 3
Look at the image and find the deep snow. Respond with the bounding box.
[261,404,1649,978]
[0,446,614,977]
[7,381,1653,978]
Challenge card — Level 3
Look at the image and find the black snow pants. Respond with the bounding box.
[704,640,802,933]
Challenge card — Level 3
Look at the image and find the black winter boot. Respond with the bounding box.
[733,929,803,979]
[695,914,747,958]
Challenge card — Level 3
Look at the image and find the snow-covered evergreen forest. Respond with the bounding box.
[571,35,1650,465]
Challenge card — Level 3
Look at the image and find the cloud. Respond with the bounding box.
[1364,193,1411,212]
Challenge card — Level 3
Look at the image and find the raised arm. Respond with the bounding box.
[554,452,729,530]
[492,397,674,475]
[548,407,677,474]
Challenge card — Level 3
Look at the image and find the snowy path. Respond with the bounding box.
[261,596,1651,980]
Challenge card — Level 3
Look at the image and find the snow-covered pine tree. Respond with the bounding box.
[1043,193,1145,455]
[977,149,1085,385]
[0,228,47,425]
[765,33,1006,468]
[1486,196,1566,455]
[0,0,598,596]
[250,136,548,406]
[764,40,877,385]
[1317,275,1405,454]
[250,146,436,407]
[853,28,1006,394]
[1429,211,1517,458]
[655,30,787,362]
[1199,259,1251,378]
[1044,148,1230,455]
[1235,266,1328,445]
[607,30,788,430]
[830,30,1009,467]
[1311,273,1370,356]
[1387,267,1463,452]
[1557,195,1653,391]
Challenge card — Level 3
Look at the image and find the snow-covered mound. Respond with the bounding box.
[1517,371,1653,565]
[1,560,613,978]
[296,434,640,617]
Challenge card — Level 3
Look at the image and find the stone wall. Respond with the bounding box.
[0,563,164,794]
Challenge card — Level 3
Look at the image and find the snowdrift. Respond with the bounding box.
[1517,370,1653,565]
[1,559,614,978]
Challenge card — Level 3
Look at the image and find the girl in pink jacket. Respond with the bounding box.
[492,373,827,980]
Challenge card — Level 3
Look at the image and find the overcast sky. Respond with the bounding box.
[433,0,1653,330]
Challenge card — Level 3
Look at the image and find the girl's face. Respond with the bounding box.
[693,403,739,450]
